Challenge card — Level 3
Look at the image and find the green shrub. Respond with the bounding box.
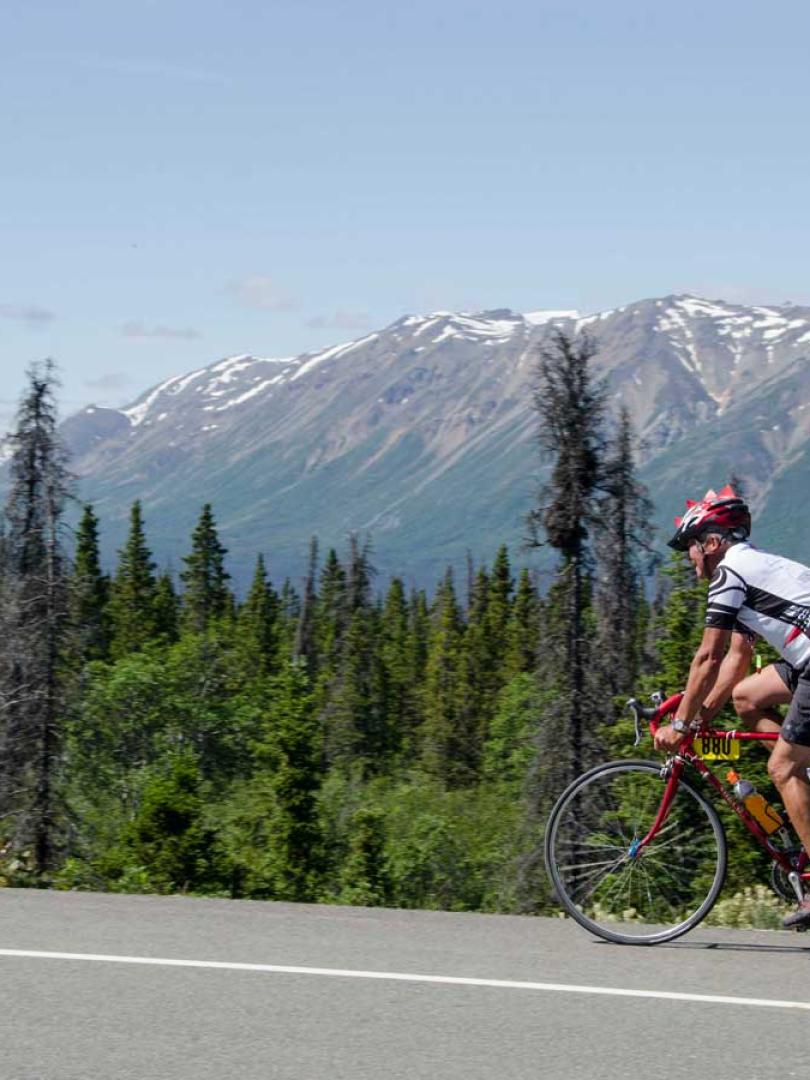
[705,885,790,930]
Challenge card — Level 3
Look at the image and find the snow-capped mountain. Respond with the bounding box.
[60,295,810,586]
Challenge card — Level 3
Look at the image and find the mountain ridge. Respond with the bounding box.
[55,293,810,588]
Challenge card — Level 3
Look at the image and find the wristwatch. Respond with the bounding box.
[672,718,702,734]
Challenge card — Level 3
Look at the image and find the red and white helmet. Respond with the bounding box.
[668,485,751,551]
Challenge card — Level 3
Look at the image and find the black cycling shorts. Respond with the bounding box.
[775,661,810,747]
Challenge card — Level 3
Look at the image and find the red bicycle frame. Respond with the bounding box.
[640,692,810,886]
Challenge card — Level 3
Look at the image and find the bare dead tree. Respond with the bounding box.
[0,361,72,876]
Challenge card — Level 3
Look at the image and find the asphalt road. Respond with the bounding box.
[1,888,809,1080]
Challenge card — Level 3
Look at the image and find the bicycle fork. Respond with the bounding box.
[629,758,685,857]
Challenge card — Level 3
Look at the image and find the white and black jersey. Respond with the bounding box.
[706,542,810,670]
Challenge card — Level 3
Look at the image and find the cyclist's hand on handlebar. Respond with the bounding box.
[653,724,687,753]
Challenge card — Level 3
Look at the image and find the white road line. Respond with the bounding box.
[0,948,808,1011]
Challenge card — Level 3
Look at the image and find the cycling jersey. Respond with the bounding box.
[705,542,810,670]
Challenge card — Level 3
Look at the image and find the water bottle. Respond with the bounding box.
[726,770,788,839]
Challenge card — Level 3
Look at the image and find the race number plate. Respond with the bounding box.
[692,735,741,760]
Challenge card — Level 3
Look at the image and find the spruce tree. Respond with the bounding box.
[593,406,654,702]
[238,554,279,674]
[0,361,72,875]
[108,501,157,657]
[380,578,416,760]
[345,534,373,614]
[504,569,541,677]
[257,660,323,900]
[153,572,180,645]
[408,588,431,686]
[69,503,110,664]
[276,579,301,658]
[526,330,607,793]
[420,569,469,785]
[180,503,231,633]
[294,537,319,668]
[314,548,347,690]
[477,546,516,713]
[323,539,389,772]
[402,588,430,760]
[486,545,514,672]
[453,566,492,779]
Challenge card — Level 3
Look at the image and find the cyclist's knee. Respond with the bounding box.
[768,750,804,788]
[732,680,758,727]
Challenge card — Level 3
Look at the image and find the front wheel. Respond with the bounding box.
[544,759,727,945]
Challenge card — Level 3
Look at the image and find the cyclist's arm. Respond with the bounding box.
[654,627,730,750]
[698,630,755,724]
[678,626,731,725]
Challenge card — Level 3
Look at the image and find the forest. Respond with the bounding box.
[0,338,783,924]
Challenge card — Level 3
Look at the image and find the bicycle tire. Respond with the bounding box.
[544,759,727,945]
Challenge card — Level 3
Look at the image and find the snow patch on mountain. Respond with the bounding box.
[206,373,289,411]
[291,333,379,382]
[124,377,180,427]
[523,309,579,325]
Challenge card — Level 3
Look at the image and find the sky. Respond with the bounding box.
[2,0,809,429]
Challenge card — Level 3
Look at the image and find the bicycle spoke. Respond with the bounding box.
[557,856,629,873]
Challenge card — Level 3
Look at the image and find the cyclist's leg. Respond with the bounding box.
[769,679,810,860]
[769,737,810,853]
[732,663,792,735]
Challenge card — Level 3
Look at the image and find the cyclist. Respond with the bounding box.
[654,485,810,929]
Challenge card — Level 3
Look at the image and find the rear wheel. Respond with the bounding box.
[545,759,727,945]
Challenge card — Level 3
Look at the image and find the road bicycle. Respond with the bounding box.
[544,691,810,945]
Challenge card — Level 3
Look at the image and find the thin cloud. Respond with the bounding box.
[305,309,371,331]
[84,371,134,392]
[23,50,231,87]
[227,275,298,312]
[121,321,201,340]
[0,303,56,327]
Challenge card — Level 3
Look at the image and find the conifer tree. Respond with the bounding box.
[180,503,231,633]
[238,554,279,674]
[323,539,389,771]
[315,548,347,683]
[294,537,319,668]
[453,566,492,777]
[402,588,430,759]
[486,545,514,670]
[345,535,373,614]
[153,572,180,645]
[593,406,654,701]
[504,569,541,677]
[526,330,607,792]
[69,503,110,664]
[108,501,158,657]
[408,589,430,682]
[476,546,516,714]
[257,660,323,900]
[379,577,414,760]
[0,360,72,875]
[420,570,469,785]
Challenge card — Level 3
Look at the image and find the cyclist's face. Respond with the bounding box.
[687,539,705,577]
[688,534,722,579]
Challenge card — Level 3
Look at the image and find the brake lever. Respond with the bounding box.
[626,698,643,747]
[626,690,667,747]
